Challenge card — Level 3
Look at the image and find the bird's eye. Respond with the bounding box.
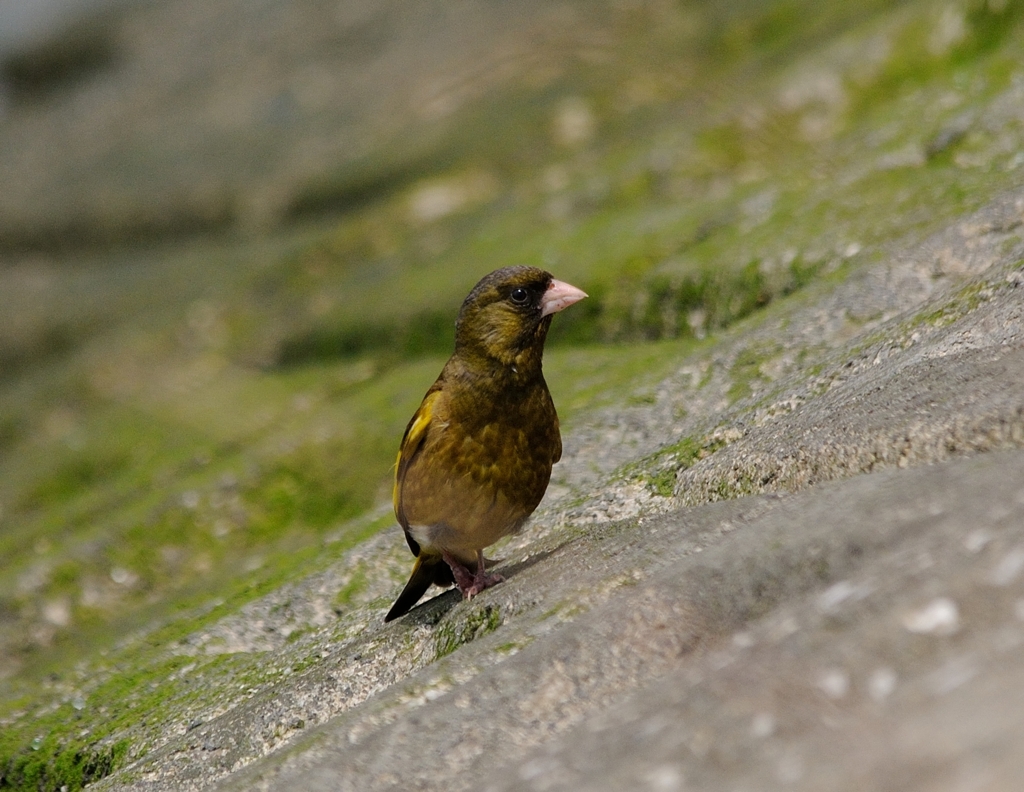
[509,287,529,305]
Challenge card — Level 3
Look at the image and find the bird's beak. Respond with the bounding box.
[540,279,588,317]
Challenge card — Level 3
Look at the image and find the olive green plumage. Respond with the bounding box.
[384,266,586,622]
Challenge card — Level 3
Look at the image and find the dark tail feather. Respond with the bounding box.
[384,554,454,622]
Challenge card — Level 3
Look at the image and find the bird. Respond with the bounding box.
[384,266,587,622]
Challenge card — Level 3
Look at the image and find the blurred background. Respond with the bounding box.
[1,0,1023,785]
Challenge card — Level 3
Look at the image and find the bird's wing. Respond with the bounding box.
[552,412,562,464]
[393,381,444,552]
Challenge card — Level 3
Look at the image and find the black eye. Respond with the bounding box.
[510,287,529,305]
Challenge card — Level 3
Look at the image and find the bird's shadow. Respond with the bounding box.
[400,545,561,626]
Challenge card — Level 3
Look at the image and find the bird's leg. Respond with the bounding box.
[468,549,504,597]
[441,550,504,599]
[441,551,478,597]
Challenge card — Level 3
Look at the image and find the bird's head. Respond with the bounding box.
[454,266,587,372]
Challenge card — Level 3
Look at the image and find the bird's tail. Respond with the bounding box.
[384,553,455,622]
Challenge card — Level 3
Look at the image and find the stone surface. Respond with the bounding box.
[6,2,1024,789]
[93,187,1024,791]
[244,450,1024,792]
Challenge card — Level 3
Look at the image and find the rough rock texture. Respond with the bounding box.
[494,450,1024,792]
[5,2,1024,789]
[238,451,1024,792]
[92,186,1024,791]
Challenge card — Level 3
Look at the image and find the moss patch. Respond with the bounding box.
[624,433,736,498]
[434,605,503,660]
[0,736,130,792]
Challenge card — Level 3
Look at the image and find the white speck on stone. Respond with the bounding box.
[519,758,560,782]
[639,715,668,738]
[868,667,898,702]
[815,579,873,613]
[43,599,71,627]
[769,615,800,642]
[903,597,959,636]
[777,751,805,783]
[645,764,683,791]
[963,529,994,553]
[928,657,977,695]
[110,567,138,586]
[732,631,755,649]
[181,490,200,509]
[817,668,851,700]
[877,143,926,170]
[751,712,777,738]
[990,546,1024,586]
[817,580,856,612]
[424,684,450,702]
[408,182,465,224]
[552,97,595,147]
[79,584,102,608]
[778,68,845,113]
[929,5,968,55]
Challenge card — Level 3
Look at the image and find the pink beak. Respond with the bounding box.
[540,278,588,317]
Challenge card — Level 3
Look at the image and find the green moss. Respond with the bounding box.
[275,308,455,368]
[712,478,753,502]
[284,626,313,644]
[0,736,130,792]
[849,0,1024,118]
[0,415,24,452]
[645,469,678,498]
[697,122,749,171]
[0,510,392,775]
[0,656,208,791]
[48,560,82,594]
[728,344,780,403]
[18,450,130,509]
[621,433,733,497]
[545,255,825,348]
[911,281,994,330]
[244,456,364,539]
[434,605,502,660]
[333,563,369,610]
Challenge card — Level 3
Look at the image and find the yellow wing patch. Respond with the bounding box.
[393,387,442,524]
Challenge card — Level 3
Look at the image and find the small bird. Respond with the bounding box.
[384,266,587,622]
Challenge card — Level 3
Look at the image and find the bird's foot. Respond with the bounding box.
[466,570,504,598]
[442,552,504,600]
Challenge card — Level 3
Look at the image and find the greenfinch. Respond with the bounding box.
[384,266,587,621]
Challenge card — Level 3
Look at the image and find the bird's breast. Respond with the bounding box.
[399,381,559,552]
